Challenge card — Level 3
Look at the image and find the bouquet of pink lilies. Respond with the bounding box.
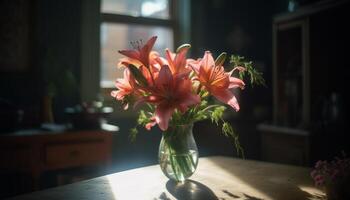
[111,36,264,156]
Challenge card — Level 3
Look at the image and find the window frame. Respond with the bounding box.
[99,0,178,97]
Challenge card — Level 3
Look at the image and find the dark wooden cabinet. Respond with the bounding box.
[260,0,350,166]
[0,130,114,198]
[273,19,309,128]
[259,124,310,166]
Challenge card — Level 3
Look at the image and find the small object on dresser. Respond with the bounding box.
[65,101,113,130]
[0,98,23,133]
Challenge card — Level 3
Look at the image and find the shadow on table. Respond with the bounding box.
[166,179,218,200]
[222,189,263,200]
[210,157,326,200]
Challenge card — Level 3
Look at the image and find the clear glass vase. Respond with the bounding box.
[158,123,199,182]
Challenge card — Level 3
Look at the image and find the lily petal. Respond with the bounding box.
[145,117,157,130]
[188,58,201,74]
[174,47,190,73]
[118,36,157,68]
[201,51,215,75]
[229,77,245,89]
[133,97,147,110]
[178,94,200,113]
[165,47,191,77]
[140,36,157,67]
[155,65,173,88]
[155,104,175,131]
[211,89,240,111]
[118,57,143,68]
[118,50,140,61]
[111,90,118,98]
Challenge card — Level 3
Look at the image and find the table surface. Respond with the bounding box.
[9,156,325,200]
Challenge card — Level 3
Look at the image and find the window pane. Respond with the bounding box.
[101,0,170,19]
[100,23,174,88]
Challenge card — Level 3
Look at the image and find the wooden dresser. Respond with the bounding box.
[0,129,115,198]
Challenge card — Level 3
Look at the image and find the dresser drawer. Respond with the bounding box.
[44,141,109,169]
[0,147,31,169]
[261,128,310,166]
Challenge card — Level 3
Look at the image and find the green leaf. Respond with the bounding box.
[128,64,149,87]
[215,52,227,66]
[229,55,266,87]
[210,106,226,125]
[222,122,234,137]
[129,128,138,142]
[137,110,151,126]
[222,122,245,158]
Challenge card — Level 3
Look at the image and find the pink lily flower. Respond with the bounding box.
[118,36,157,68]
[111,68,136,109]
[111,68,134,100]
[189,51,245,111]
[165,46,191,77]
[146,65,200,131]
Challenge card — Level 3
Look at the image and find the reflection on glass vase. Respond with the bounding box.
[158,123,199,182]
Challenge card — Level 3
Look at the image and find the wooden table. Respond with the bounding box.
[8,156,325,200]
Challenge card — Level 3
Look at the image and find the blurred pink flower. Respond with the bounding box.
[111,68,136,109]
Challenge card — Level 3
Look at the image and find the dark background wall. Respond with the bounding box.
[35,0,82,122]
[190,0,275,160]
[1,0,42,126]
[0,0,81,127]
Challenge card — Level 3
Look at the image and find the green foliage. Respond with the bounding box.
[190,100,208,122]
[137,110,151,126]
[190,103,245,158]
[129,128,138,142]
[215,52,227,66]
[210,106,226,125]
[222,122,234,137]
[129,109,153,141]
[229,55,266,87]
[222,122,244,158]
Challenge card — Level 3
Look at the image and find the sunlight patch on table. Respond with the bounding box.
[298,185,325,200]
[106,166,169,200]
[202,158,272,199]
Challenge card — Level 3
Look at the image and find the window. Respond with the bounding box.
[100,0,175,88]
